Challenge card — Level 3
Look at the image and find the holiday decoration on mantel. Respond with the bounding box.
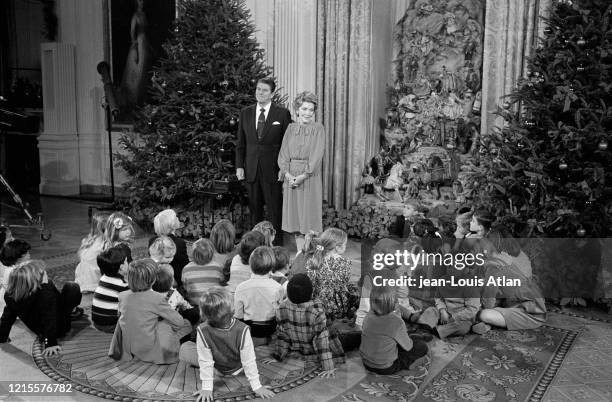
[469,0,612,237]
[363,0,485,205]
[117,0,281,230]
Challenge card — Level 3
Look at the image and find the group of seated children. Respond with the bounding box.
[0,205,548,402]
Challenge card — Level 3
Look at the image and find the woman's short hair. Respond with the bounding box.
[210,219,236,254]
[257,77,276,93]
[97,243,132,278]
[253,220,276,247]
[249,246,276,275]
[126,258,158,292]
[370,284,397,316]
[5,259,46,301]
[272,246,290,273]
[0,239,31,266]
[149,235,177,261]
[192,238,215,265]
[153,209,180,236]
[238,231,266,265]
[199,286,234,328]
[293,91,318,113]
[152,264,174,293]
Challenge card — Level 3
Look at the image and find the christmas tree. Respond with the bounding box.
[117,0,277,232]
[469,0,612,237]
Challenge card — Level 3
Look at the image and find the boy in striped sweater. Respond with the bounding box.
[92,244,131,332]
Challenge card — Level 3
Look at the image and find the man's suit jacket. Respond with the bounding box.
[235,103,292,183]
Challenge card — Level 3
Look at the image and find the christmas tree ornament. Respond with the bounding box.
[576,228,586,237]
[598,139,608,151]
[576,36,586,47]
[559,161,568,170]
[229,118,236,126]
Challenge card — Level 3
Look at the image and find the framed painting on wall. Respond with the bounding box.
[107,0,176,124]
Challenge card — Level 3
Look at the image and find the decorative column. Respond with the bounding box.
[38,42,80,195]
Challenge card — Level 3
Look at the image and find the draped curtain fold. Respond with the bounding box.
[316,0,374,209]
[481,0,552,135]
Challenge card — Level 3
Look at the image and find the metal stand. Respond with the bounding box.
[0,172,51,240]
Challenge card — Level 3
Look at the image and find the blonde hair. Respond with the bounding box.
[126,258,158,292]
[199,286,234,328]
[307,228,348,271]
[149,235,176,262]
[103,212,135,249]
[78,212,109,255]
[370,284,397,316]
[293,91,318,113]
[6,260,46,301]
[192,238,214,265]
[153,209,180,236]
[252,221,276,247]
[210,219,236,254]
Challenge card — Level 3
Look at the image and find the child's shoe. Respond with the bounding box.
[471,322,491,335]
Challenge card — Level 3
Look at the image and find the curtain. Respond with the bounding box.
[316,0,374,209]
[481,0,552,135]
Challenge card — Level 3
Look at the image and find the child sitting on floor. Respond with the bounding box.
[75,212,108,292]
[226,231,266,294]
[306,228,352,319]
[266,274,347,378]
[149,235,177,275]
[92,244,131,332]
[182,238,224,306]
[360,285,429,375]
[153,264,199,325]
[0,260,82,356]
[253,220,276,247]
[179,287,275,401]
[416,264,481,339]
[109,258,192,364]
[102,212,135,251]
[234,246,283,341]
[271,246,290,289]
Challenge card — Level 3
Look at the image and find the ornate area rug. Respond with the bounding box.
[33,321,319,401]
[414,326,577,402]
[330,326,576,402]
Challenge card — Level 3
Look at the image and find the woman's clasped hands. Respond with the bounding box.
[285,172,306,189]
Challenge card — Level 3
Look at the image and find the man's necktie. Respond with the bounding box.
[257,107,266,139]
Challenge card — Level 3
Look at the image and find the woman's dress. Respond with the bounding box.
[278,122,325,233]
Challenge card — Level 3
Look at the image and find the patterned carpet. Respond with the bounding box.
[36,245,597,402]
[329,326,576,402]
[33,321,320,401]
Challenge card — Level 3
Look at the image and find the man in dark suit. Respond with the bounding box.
[235,78,292,244]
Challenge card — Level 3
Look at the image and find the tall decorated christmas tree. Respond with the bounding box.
[469,0,612,237]
[118,0,276,235]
